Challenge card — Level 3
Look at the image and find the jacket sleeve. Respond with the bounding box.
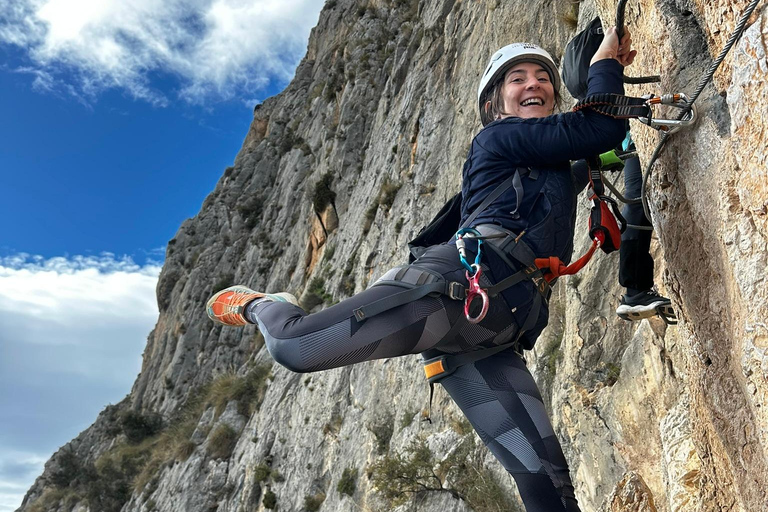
[478,59,627,166]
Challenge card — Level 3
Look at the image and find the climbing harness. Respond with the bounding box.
[352,265,465,322]
[362,158,628,388]
[421,166,625,386]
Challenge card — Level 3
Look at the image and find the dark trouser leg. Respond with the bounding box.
[249,245,519,373]
[620,156,654,293]
[438,350,580,512]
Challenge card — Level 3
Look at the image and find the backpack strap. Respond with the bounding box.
[459,169,527,229]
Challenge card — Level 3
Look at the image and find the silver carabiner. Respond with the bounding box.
[638,93,698,135]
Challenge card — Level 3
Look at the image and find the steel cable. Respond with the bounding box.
[640,0,764,221]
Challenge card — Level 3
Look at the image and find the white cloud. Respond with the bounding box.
[0,252,161,510]
[0,251,160,354]
[0,0,325,104]
[0,452,46,512]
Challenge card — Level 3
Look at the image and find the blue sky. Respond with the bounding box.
[0,60,253,265]
[0,1,325,509]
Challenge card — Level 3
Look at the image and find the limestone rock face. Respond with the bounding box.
[19,1,768,512]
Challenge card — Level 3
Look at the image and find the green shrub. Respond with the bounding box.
[363,179,402,234]
[307,276,334,306]
[120,410,164,444]
[312,172,336,213]
[419,184,436,196]
[263,489,277,509]
[253,461,283,483]
[207,424,238,460]
[362,202,378,235]
[34,369,278,512]
[370,437,520,511]
[206,365,272,418]
[237,196,264,230]
[175,439,196,461]
[28,489,80,512]
[379,179,401,212]
[339,251,358,296]
[337,467,357,497]
[369,415,394,454]
[449,416,472,436]
[569,274,582,288]
[604,362,622,386]
[322,243,336,262]
[49,448,82,487]
[85,457,135,512]
[400,409,417,429]
[369,439,446,505]
[539,336,564,394]
[279,127,299,154]
[254,463,271,482]
[304,492,326,511]
[394,217,405,234]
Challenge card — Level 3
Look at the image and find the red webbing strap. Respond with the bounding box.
[535,239,600,283]
[585,157,625,254]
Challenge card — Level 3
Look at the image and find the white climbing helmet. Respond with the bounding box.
[477,42,561,125]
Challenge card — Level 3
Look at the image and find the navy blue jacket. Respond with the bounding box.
[460,59,626,264]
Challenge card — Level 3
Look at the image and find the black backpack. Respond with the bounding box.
[562,17,604,101]
[407,193,462,263]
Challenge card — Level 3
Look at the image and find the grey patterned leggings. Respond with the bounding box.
[248,244,580,511]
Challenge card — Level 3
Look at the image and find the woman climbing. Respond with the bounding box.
[562,16,675,323]
[207,26,636,512]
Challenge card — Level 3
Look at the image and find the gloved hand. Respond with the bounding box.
[599,149,624,172]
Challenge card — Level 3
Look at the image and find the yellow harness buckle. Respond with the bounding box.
[424,359,446,381]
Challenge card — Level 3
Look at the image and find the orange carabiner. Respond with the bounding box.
[639,93,697,134]
[464,265,489,324]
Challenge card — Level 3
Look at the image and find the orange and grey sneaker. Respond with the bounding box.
[206,285,298,326]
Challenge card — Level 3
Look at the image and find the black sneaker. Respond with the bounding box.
[616,290,676,322]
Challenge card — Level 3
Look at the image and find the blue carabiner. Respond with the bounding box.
[455,228,483,275]
[474,238,483,269]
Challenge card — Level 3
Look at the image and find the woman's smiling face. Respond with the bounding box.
[499,62,555,119]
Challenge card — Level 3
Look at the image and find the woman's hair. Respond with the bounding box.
[482,71,563,122]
